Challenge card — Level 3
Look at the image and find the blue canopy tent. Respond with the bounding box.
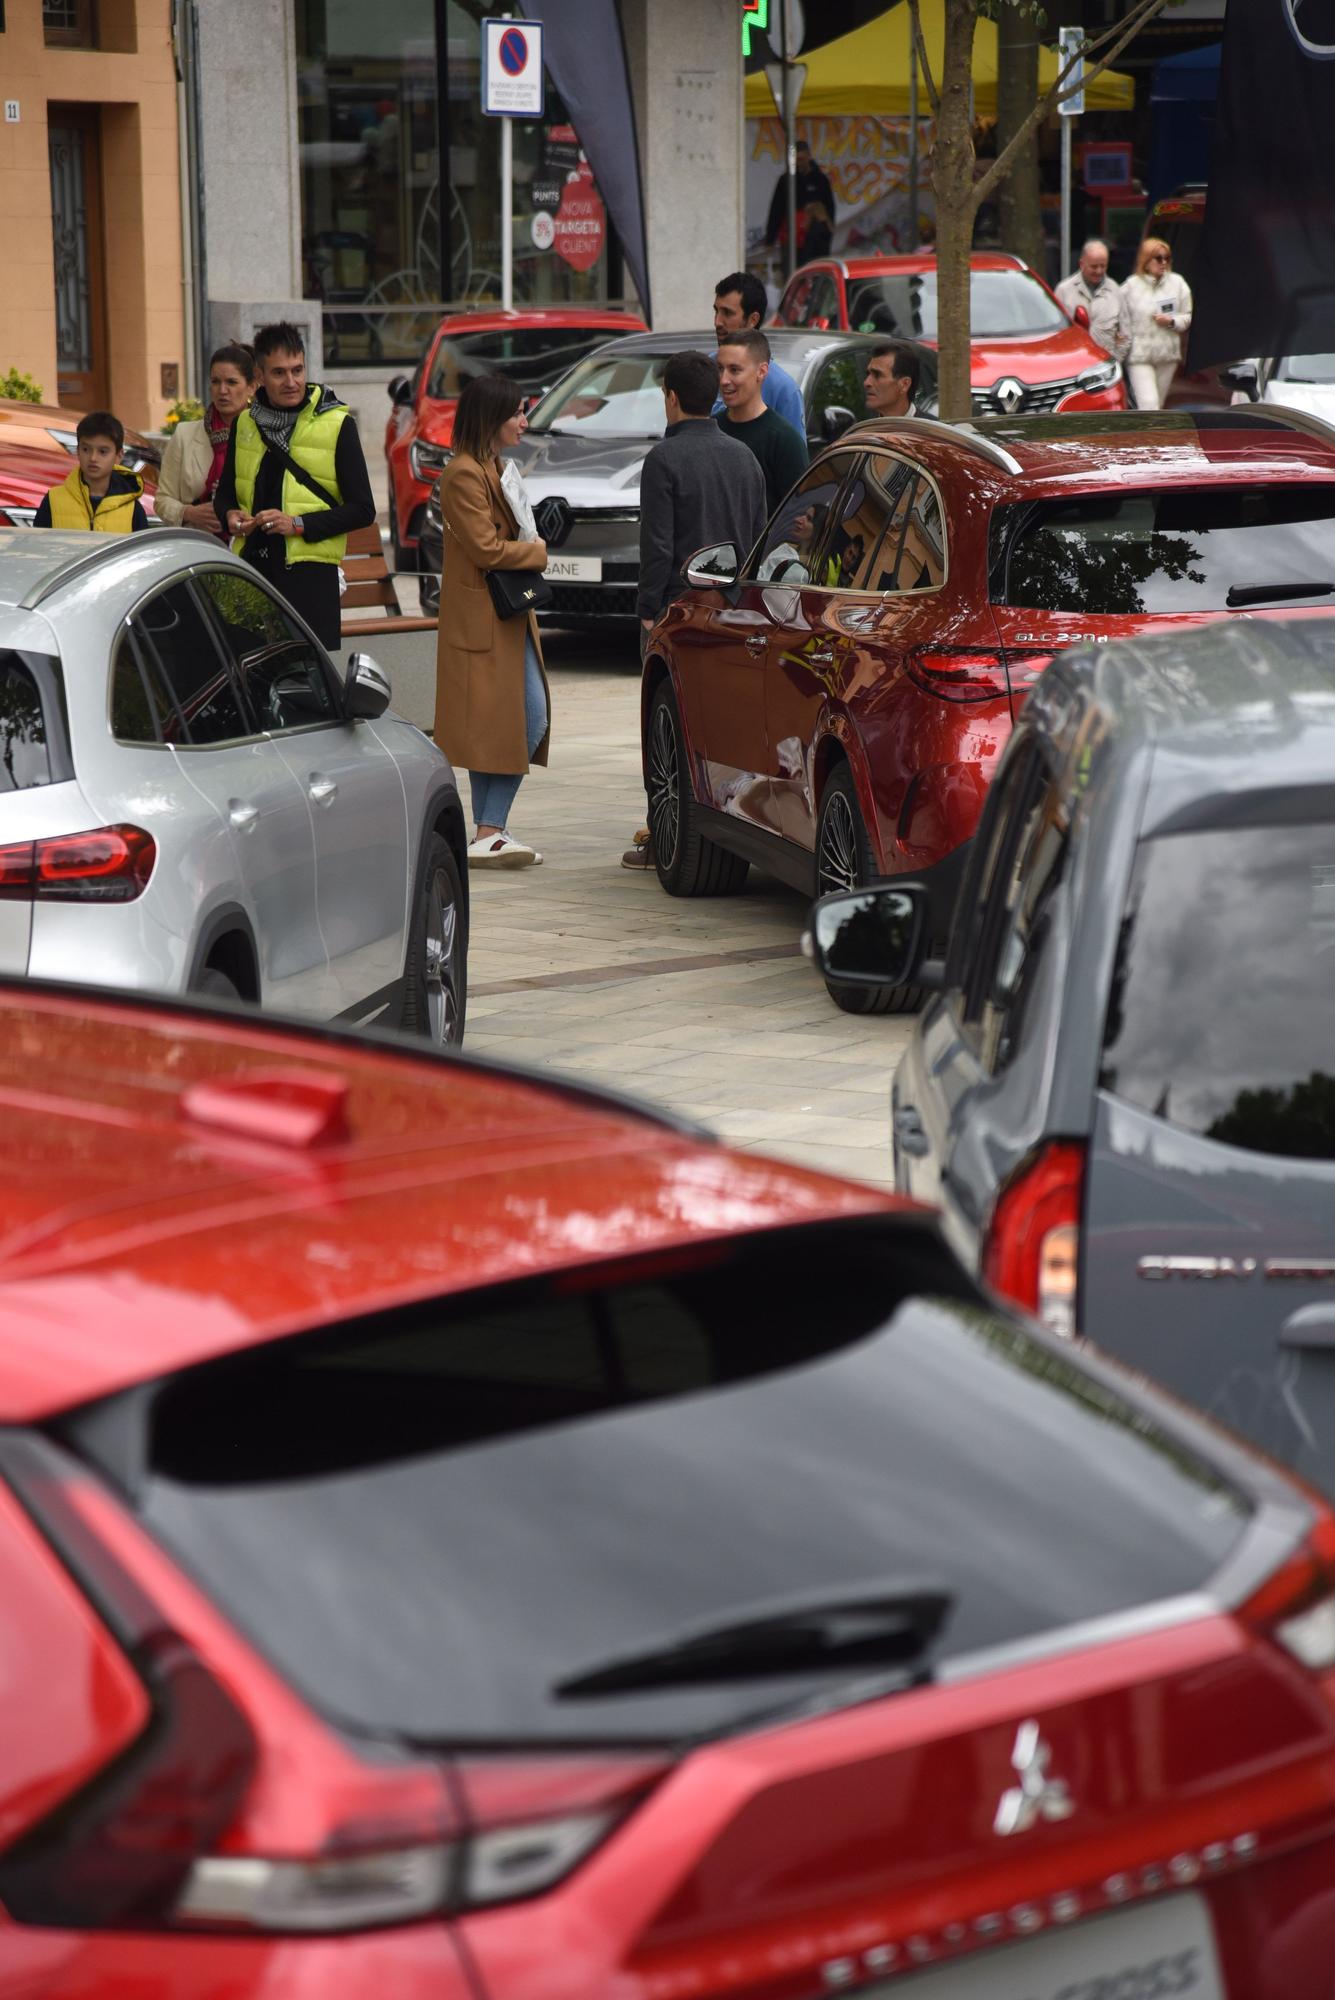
[1149,43,1220,207]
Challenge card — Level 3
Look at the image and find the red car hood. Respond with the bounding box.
[965,319,1111,385]
[0,990,897,1421]
[417,397,459,447]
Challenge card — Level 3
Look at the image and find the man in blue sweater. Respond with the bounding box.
[623,350,768,871]
[712,270,807,441]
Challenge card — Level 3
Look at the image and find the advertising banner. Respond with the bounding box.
[1188,0,1335,368]
[745,115,937,260]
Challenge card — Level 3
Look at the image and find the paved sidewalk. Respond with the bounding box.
[375,628,911,1189]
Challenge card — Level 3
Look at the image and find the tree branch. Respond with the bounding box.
[971,0,1169,214]
[907,0,941,115]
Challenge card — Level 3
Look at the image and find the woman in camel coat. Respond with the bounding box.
[155,343,256,532]
[433,375,552,868]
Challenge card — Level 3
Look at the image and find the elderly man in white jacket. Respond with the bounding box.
[1055,239,1129,365]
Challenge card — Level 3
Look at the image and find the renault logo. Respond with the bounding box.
[991,377,1027,415]
[994,1721,1075,1836]
[1287,0,1335,58]
[534,494,574,548]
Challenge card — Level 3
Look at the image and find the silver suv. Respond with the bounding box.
[811,617,1335,1493]
[0,529,467,1041]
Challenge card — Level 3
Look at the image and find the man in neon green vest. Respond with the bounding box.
[214,321,375,650]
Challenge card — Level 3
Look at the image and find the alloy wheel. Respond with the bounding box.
[424,867,461,1044]
[818,791,861,896]
[648,701,681,867]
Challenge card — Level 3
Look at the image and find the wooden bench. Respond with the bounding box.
[340,524,438,638]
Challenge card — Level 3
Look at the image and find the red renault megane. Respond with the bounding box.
[5,982,1335,1995]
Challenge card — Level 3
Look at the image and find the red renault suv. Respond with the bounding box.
[771,252,1125,416]
[8,981,1335,1995]
[641,405,1335,1007]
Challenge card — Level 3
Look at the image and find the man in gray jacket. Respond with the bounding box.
[623,349,768,870]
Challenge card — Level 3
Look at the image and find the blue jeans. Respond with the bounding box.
[469,636,547,831]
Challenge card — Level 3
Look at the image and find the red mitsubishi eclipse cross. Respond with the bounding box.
[6,981,1335,1997]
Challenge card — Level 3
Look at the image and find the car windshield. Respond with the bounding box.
[996,486,1335,615]
[106,1220,1247,1746]
[844,269,1066,340]
[1101,823,1335,1159]
[426,326,616,401]
[1275,354,1335,382]
[527,349,676,437]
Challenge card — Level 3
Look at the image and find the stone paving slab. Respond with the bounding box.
[372,626,911,1189]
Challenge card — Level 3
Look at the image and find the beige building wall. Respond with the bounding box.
[0,0,184,431]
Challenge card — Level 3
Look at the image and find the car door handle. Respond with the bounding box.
[893,1106,930,1157]
[228,800,259,832]
[1280,1305,1335,1350]
[745,634,768,653]
[308,777,338,807]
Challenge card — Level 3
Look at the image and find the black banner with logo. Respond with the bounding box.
[1188,0,1335,369]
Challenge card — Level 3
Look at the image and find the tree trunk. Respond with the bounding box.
[996,4,1043,274]
[932,0,981,422]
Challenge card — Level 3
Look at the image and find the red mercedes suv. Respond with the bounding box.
[383,307,645,569]
[6,982,1335,1994]
[771,251,1126,417]
[641,405,1335,1008]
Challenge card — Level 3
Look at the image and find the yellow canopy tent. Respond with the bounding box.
[743,0,1133,121]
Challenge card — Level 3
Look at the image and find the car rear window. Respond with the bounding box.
[1101,822,1335,1158]
[95,1222,1250,1746]
[0,655,54,792]
[995,486,1335,615]
[427,327,617,402]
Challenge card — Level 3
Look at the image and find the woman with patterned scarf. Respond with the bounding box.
[155,344,257,533]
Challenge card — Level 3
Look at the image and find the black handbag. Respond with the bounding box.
[486,568,554,620]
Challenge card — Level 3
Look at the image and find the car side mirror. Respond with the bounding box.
[684,542,739,589]
[822,405,856,442]
[343,651,391,719]
[1071,304,1091,331]
[804,885,938,990]
[389,375,414,407]
[1219,361,1259,400]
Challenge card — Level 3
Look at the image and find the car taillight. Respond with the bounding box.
[0,1436,668,1934]
[1240,1510,1335,1676]
[982,1141,1085,1338]
[0,825,156,902]
[906,648,1010,703]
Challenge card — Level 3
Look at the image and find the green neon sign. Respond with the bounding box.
[742,0,769,57]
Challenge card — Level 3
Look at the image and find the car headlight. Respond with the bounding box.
[410,439,453,483]
[1076,359,1121,393]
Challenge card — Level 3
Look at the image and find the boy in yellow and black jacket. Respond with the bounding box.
[33,410,148,532]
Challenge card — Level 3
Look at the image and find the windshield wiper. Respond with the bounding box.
[552,1582,954,1698]
[1227,580,1335,608]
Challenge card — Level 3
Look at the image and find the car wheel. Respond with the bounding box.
[389,491,416,574]
[816,763,922,1016]
[194,966,242,1004]
[402,833,467,1045]
[648,683,749,897]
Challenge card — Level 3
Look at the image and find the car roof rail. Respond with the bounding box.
[18,527,224,611]
[855,415,1023,476]
[1216,403,1335,456]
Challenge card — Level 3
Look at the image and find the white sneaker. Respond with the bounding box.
[467,831,543,868]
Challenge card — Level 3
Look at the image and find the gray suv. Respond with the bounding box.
[811,617,1335,1491]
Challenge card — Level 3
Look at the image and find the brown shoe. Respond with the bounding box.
[621,827,654,870]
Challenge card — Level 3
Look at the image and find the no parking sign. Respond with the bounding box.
[482,18,545,117]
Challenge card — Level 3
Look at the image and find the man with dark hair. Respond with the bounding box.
[716,329,808,511]
[622,349,767,871]
[215,320,375,649]
[763,138,836,252]
[863,342,921,421]
[33,411,147,532]
[712,270,806,441]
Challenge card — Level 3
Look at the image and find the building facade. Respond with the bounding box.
[0,0,186,430]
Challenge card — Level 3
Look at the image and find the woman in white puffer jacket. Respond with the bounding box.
[1119,237,1193,410]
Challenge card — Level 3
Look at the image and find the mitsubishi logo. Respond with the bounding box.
[991,377,1026,415]
[994,1721,1075,1836]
